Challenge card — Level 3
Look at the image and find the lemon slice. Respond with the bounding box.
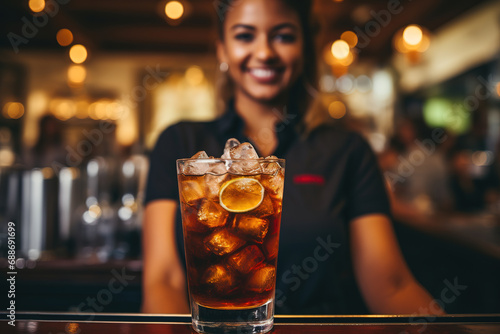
[219,178,264,213]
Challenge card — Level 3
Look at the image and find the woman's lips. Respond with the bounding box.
[247,68,283,83]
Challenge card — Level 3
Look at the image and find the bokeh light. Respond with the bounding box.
[341,31,358,48]
[185,66,204,86]
[57,29,74,46]
[403,25,423,46]
[69,44,88,64]
[67,65,87,86]
[75,100,89,119]
[2,102,25,119]
[496,82,500,97]
[331,40,350,59]
[320,75,335,92]
[29,0,45,13]
[336,75,355,94]
[355,75,373,93]
[336,50,354,67]
[165,1,184,20]
[328,101,347,119]
[52,100,76,120]
[471,151,494,166]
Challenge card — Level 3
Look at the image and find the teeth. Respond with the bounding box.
[250,69,276,79]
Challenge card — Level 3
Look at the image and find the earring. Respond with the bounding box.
[219,62,229,72]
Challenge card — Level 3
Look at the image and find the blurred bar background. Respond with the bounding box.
[0,0,499,314]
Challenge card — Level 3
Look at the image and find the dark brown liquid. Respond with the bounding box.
[178,173,283,309]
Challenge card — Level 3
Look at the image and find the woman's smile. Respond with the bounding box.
[246,67,284,83]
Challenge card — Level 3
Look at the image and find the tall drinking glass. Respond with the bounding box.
[177,158,285,334]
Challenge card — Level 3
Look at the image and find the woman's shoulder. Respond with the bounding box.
[307,122,372,153]
[155,119,220,147]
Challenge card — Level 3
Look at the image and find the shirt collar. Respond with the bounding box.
[215,99,301,157]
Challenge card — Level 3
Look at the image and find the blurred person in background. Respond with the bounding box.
[448,148,500,213]
[448,105,500,212]
[24,114,67,168]
[142,0,443,315]
[382,118,452,217]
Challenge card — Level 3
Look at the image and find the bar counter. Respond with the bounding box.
[2,313,500,333]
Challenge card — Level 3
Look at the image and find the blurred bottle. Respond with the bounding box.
[75,157,116,262]
[0,128,20,258]
[0,166,22,258]
[58,167,83,256]
[113,154,149,259]
[20,167,59,260]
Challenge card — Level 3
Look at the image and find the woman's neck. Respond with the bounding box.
[234,92,287,157]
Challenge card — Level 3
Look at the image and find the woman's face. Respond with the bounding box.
[218,0,304,104]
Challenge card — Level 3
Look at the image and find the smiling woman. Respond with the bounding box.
[142,0,445,317]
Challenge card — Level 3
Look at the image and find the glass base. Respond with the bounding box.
[191,299,274,334]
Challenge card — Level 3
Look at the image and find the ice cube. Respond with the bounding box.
[250,194,275,217]
[197,199,229,228]
[183,151,209,175]
[263,233,279,260]
[261,168,284,200]
[185,234,212,259]
[230,142,259,159]
[247,265,276,293]
[182,204,209,233]
[222,138,241,159]
[205,161,228,201]
[228,245,265,274]
[179,180,204,206]
[205,229,246,256]
[202,264,236,294]
[229,142,262,175]
[262,156,281,175]
[235,216,269,243]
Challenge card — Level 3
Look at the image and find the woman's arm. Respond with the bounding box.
[141,200,190,314]
[350,213,445,315]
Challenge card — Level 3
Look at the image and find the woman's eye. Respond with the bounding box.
[275,34,296,43]
[235,33,254,42]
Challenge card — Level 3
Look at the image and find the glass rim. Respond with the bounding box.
[176,158,285,164]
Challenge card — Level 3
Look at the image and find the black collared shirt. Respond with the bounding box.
[145,104,391,314]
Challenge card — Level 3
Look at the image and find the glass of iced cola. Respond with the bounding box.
[177,140,285,334]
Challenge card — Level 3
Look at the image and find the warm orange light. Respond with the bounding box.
[57,29,73,46]
[95,102,107,120]
[403,25,423,46]
[417,33,430,52]
[337,50,354,67]
[331,40,350,59]
[185,66,204,86]
[328,101,347,119]
[75,100,89,119]
[29,0,45,13]
[496,82,500,97]
[341,31,358,48]
[394,25,431,58]
[165,1,184,20]
[52,100,76,120]
[67,65,86,85]
[69,44,88,64]
[2,102,25,119]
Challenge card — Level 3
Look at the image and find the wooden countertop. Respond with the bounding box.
[1,313,500,334]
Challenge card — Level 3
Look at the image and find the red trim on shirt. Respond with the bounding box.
[293,174,325,185]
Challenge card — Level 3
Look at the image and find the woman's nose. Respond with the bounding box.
[254,36,277,62]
